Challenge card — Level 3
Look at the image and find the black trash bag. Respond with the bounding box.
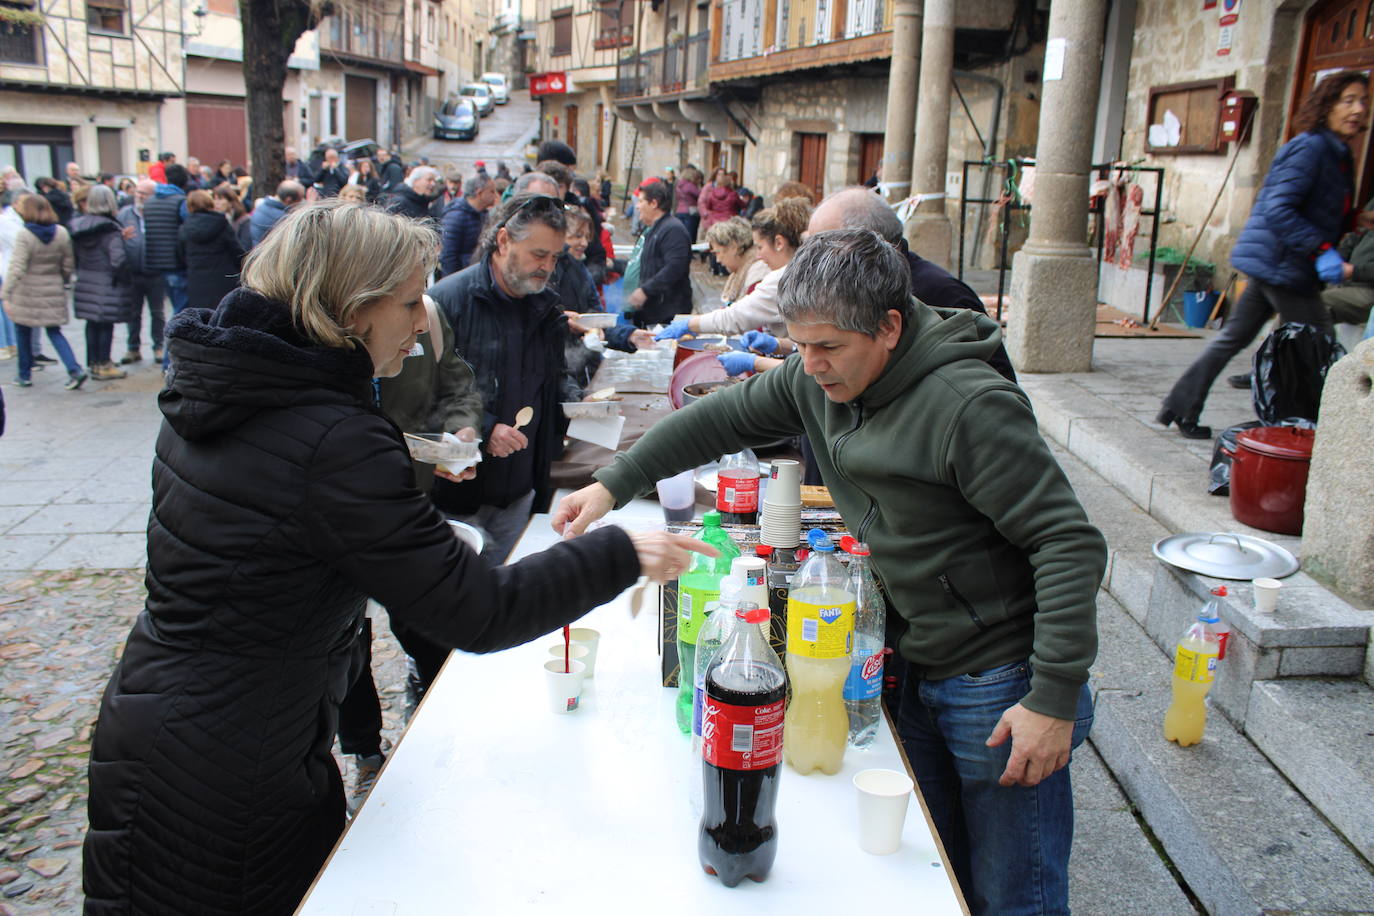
[1251,322,1347,424]
[1208,417,1317,496]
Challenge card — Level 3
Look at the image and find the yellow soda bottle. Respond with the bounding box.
[1162,588,1224,747]
[784,529,855,775]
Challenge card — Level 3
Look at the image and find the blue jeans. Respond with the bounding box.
[14,325,81,382]
[897,660,1094,916]
[0,305,16,349]
[162,271,188,367]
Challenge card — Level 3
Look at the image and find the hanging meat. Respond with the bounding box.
[1117,182,1145,269]
[1101,175,1125,263]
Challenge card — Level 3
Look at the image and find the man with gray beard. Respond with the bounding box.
[427,193,581,561]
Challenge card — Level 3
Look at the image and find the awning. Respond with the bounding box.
[404,60,442,77]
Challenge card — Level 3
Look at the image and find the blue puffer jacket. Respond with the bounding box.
[1229,128,1353,292]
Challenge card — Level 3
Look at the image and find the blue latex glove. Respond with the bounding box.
[1316,248,1345,284]
[717,351,757,376]
[739,330,778,354]
[654,319,692,341]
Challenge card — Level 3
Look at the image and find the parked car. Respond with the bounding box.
[460,83,495,117]
[433,98,480,141]
[479,72,509,104]
[307,138,379,171]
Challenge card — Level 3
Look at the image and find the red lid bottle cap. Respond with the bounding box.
[1212,586,1228,597]
[755,545,773,557]
[737,607,770,624]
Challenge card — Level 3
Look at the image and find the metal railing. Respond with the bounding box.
[615,31,709,100]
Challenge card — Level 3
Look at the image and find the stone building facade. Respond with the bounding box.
[0,0,183,181]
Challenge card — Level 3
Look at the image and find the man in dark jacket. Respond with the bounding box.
[809,186,1016,382]
[249,180,304,247]
[438,173,497,276]
[143,163,191,327]
[284,146,314,186]
[429,193,579,561]
[556,228,1105,916]
[376,148,405,195]
[626,179,691,326]
[35,177,73,226]
[313,148,350,198]
[385,167,440,223]
[117,178,167,363]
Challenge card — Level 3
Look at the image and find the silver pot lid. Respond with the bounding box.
[1152,532,1299,580]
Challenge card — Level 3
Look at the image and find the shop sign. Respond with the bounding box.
[530,72,568,97]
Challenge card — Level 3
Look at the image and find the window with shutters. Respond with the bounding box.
[552,8,572,56]
[86,0,127,34]
[596,0,631,48]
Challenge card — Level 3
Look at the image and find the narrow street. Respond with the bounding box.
[403,95,542,178]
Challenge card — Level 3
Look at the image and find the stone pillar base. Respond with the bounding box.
[1007,248,1097,372]
[904,212,954,272]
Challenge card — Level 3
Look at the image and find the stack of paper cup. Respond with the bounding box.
[760,459,802,548]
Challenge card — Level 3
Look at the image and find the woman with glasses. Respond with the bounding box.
[83,200,713,915]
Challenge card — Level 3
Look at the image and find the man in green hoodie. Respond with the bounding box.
[554,228,1106,914]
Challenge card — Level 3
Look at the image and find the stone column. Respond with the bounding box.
[880,0,922,204]
[1007,0,1109,372]
[905,0,955,269]
[1301,339,1374,606]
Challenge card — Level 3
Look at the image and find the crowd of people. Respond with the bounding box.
[5,70,1369,916]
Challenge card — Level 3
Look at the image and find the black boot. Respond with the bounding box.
[1155,408,1212,440]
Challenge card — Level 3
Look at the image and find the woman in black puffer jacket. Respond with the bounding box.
[177,188,245,310]
[69,185,135,380]
[82,199,709,916]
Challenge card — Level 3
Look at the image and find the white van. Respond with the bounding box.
[479,72,509,104]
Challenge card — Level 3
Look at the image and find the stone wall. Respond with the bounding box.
[1123,0,1303,273]
[752,75,889,200]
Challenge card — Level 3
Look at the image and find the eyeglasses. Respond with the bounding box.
[495,193,573,232]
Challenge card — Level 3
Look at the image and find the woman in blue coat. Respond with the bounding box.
[1157,70,1368,438]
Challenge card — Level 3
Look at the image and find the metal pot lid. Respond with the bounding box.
[1152,532,1299,580]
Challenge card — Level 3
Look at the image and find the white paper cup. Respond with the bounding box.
[767,459,802,506]
[569,628,601,678]
[1253,577,1282,614]
[655,469,696,522]
[854,768,914,855]
[546,643,591,671]
[544,658,587,713]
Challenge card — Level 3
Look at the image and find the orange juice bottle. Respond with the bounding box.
[1162,591,1223,747]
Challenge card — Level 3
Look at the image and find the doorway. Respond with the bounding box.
[796,132,827,202]
[566,104,579,153]
[1293,0,1374,202]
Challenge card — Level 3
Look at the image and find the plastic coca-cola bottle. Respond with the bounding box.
[716,448,760,525]
[699,604,787,887]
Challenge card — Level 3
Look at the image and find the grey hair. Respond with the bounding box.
[240,198,437,350]
[407,165,439,188]
[85,184,118,216]
[513,171,558,195]
[830,186,903,244]
[704,216,755,256]
[778,228,911,336]
[464,173,493,197]
[477,193,568,258]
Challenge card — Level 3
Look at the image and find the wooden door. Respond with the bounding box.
[1293,0,1374,202]
[186,95,248,168]
[596,103,605,165]
[345,74,377,140]
[97,127,123,174]
[859,133,883,185]
[797,132,827,202]
[566,104,579,153]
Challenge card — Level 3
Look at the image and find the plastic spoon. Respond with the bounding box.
[513,406,534,430]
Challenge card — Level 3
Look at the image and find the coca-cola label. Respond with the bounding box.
[702,697,784,770]
[716,474,759,514]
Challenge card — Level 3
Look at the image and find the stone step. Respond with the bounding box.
[1069,742,1200,915]
[1090,591,1374,915]
[1246,678,1374,865]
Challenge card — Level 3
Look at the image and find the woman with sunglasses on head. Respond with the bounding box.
[82,199,712,916]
